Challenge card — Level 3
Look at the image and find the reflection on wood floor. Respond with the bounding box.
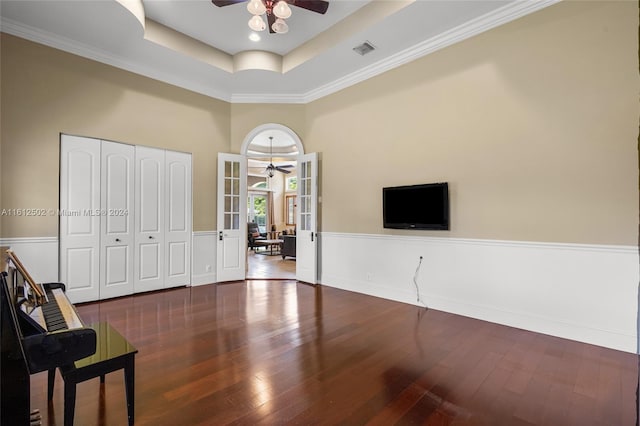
[246,248,295,280]
[30,282,637,425]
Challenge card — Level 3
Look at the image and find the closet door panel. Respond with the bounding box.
[60,135,101,303]
[100,141,134,299]
[135,146,165,293]
[165,151,192,288]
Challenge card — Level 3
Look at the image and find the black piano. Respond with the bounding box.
[1,248,96,425]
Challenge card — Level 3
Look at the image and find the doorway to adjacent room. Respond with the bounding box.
[243,124,303,280]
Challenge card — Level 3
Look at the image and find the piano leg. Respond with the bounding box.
[48,369,56,400]
[64,378,77,426]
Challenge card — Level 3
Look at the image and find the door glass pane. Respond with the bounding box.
[297,159,313,231]
[223,159,240,230]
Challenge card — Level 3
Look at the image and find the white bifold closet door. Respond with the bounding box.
[164,150,192,288]
[99,141,135,299]
[60,135,102,303]
[134,146,165,293]
[134,147,192,292]
[60,136,135,303]
[61,135,192,303]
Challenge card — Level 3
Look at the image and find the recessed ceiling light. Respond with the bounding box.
[249,33,261,42]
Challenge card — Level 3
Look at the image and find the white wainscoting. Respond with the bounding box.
[318,232,639,353]
[0,237,59,283]
[1,232,218,288]
[191,231,217,286]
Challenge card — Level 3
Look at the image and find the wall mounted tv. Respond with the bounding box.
[383,182,449,230]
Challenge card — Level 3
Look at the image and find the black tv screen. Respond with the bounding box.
[383,182,449,230]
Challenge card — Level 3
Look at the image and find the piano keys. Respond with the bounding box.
[20,283,86,334]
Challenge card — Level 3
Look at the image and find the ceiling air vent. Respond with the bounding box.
[353,41,376,56]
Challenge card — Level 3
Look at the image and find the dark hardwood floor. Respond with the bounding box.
[30,281,637,425]
[246,249,295,280]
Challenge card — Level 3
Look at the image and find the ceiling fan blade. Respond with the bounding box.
[211,0,247,7]
[277,164,294,168]
[275,167,292,174]
[292,0,329,14]
[267,12,276,34]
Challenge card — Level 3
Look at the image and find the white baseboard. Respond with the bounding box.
[319,232,639,353]
[191,272,217,286]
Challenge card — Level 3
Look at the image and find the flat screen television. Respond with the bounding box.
[383,182,449,230]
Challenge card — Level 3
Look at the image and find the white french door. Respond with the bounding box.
[99,141,135,299]
[134,146,165,293]
[216,153,247,282]
[60,135,101,303]
[296,152,318,284]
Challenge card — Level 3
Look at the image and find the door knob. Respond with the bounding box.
[115,238,121,242]
[149,236,154,239]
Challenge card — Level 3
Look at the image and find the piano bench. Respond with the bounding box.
[47,322,138,426]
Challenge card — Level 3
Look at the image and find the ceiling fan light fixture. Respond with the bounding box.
[212,0,329,36]
[273,1,292,19]
[248,14,266,31]
[272,18,289,34]
[247,0,266,16]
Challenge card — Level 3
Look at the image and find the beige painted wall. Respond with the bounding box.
[304,0,639,245]
[230,103,306,153]
[0,34,230,237]
[0,1,637,247]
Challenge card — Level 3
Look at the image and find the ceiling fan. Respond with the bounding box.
[250,136,294,177]
[211,0,329,34]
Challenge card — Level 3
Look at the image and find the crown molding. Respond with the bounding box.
[300,0,562,104]
[230,93,307,104]
[0,17,233,102]
[1,0,560,105]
